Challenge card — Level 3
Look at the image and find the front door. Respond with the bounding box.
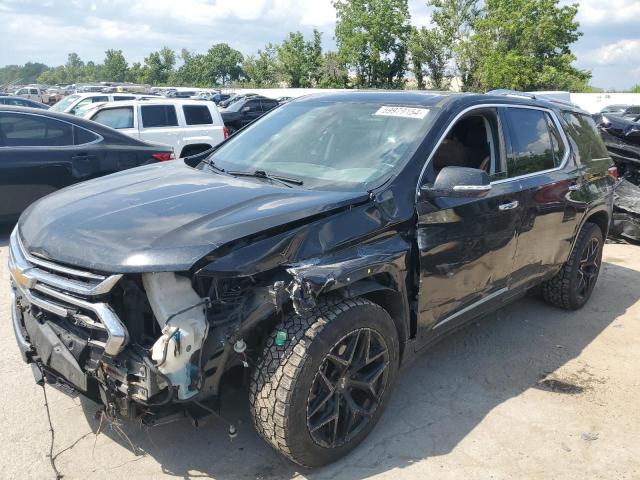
[415,107,524,343]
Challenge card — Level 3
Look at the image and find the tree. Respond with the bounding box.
[334,0,411,88]
[202,43,244,86]
[408,27,450,90]
[427,0,480,90]
[102,49,128,82]
[470,0,590,91]
[143,47,176,85]
[243,43,281,87]
[318,51,349,88]
[278,32,310,87]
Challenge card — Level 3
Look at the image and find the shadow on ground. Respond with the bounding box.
[68,260,640,478]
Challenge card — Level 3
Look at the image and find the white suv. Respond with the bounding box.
[82,99,227,158]
[50,92,154,115]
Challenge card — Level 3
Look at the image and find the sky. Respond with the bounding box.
[0,0,639,90]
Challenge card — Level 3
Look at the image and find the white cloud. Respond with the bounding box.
[573,0,640,25]
[593,39,640,65]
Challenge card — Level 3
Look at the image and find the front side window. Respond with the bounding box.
[92,107,134,129]
[504,108,555,177]
[0,112,73,147]
[209,101,435,190]
[141,105,178,128]
[183,105,213,125]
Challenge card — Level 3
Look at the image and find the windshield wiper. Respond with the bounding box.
[226,169,303,188]
[203,159,226,174]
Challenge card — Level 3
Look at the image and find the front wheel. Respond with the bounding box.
[541,222,604,310]
[249,298,399,467]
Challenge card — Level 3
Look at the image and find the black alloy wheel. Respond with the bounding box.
[576,237,601,300]
[306,328,390,448]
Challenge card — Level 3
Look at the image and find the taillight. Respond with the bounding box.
[608,166,619,181]
[152,152,175,161]
[223,126,229,139]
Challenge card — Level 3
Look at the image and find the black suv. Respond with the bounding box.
[9,91,614,467]
[220,95,280,133]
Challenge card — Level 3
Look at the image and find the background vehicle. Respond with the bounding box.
[49,92,154,115]
[9,92,614,468]
[82,98,227,157]
[220,95,279,133]
[0,106,173,221]
[600,104,630,115]
[0,96,49,109]
[14,86,50,104]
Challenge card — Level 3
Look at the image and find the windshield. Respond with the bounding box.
[50,94,80,112]
[209,100,435,190]
[224,97,247,112]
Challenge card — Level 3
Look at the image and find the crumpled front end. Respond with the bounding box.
[7,226,233,421]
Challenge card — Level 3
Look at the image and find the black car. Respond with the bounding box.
[220,95,279,133]
[0,106,174,222]
[0,96,49,109]
[9,91,614,467]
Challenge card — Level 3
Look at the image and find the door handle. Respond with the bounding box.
[498,200,519,211]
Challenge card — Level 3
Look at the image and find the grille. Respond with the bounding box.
[8,228,128,356]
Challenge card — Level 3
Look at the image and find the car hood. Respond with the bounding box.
[19,161,369,273]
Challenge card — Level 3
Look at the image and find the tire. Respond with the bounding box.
[541,222,604,310]
[249,298,399,467]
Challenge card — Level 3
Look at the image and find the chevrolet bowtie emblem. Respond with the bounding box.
[8,262,35,290]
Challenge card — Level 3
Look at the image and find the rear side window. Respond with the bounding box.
[92,107,134,129]
[183,105,213,125]
[504,108,555,177]
[141,105,178,128]
[562,112,609,163]
[0,112,73,147]
[261,100,278,111]
[114,96,135,101]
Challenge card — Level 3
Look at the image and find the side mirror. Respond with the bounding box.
[421,166,491,198]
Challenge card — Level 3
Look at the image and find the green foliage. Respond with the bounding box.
[142,47,176,85]
[318,51,349,88]
[243,43,282,87]
[334,0,411,88]
[203,43,244,86]
[469,0,591,91]
[408,26,451,90]
[102,49,128,82]
[277,30,324,87]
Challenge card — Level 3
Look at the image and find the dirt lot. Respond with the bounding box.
[0,224,639,480]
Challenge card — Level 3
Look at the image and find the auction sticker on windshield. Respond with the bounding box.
[374,106,429,119]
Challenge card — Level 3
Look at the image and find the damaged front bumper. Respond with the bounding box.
[7,228,214,420]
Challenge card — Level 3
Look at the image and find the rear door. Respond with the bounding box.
[0,112,102,218]
[500,106,579,290]
[139,104,180,152]
[182,103,225,146]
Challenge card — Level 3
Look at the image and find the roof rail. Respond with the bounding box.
[486,89,537,100]
[486,89,577,108]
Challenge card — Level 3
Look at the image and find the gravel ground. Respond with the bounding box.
[0,224,639,480]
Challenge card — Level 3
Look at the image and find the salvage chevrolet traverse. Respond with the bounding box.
[9,91,614,467]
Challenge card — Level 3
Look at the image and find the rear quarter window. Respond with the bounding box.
[183,105,213,125]
[561,112,609,163]
[141,105,178,128]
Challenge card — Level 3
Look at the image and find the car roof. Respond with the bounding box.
[88,98,217,107]
[0,95,47,104]
[293,90,588,114]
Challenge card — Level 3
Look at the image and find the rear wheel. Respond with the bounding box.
[249,298,399,467]
[541,222,604,310]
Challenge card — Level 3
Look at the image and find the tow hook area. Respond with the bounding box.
[142,272,209,400]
